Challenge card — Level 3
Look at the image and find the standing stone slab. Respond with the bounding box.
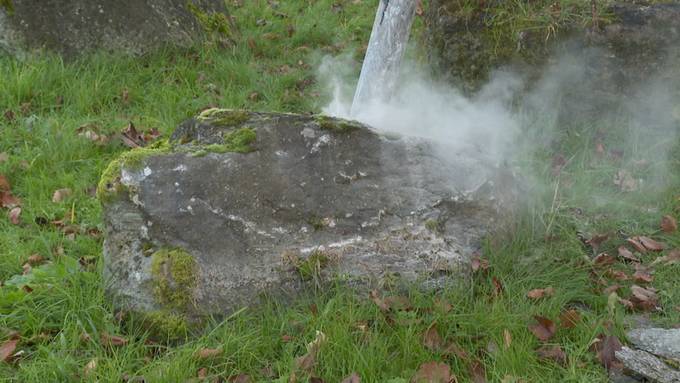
[0,0,228,57]
[101,110,510,317]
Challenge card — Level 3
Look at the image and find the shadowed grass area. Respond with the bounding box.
[0,0,679,382]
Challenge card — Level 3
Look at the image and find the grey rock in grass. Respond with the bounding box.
[615,347,680,383]
[100,110,513,317]
[627,328,680,362]
[426,2,680,93]
[0,0,228,58]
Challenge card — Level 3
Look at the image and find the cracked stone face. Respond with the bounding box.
[101,111,515,317]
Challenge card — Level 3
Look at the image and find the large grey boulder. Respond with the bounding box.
[100,110,511,319]
[0,0,229,57]
[426,2,680,93]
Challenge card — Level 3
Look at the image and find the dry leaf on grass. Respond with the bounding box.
[593,253,615,267]
[423,324,443,352]
[469,360,487,383]
[195,347,222,359]
[591,334,622,370]
[559,309,581,329]
[100,333,128,346]
[660,215,677,233]
[52,188,72,203]
[528,316,556,342]
[527,287,555,300]
[616,247,639,263]
[536,345,567,366]
[632,264,653,284]
[471,255,489,272]
[8,207,21,225]
[0,337,18,362]
[295,330,326,372]
[629,285,659,311]
[411,361,456,383]
[341,373,361,383]
[503,329,512,349]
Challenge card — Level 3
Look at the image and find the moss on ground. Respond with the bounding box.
[150,248,199,311]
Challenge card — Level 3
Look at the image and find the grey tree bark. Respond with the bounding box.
[350,0,417,117]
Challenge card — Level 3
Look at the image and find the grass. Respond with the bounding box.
[0,0,679,382]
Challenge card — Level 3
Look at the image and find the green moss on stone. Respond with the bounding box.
[196,108,250,127]
[205,127,257,154]
[425,219,443,234]
[296,250,329,281]
[96,140,171,203]
[140,310,189,341]
[316,115,362,133]
[150,248,198,310]
[0,0,13,14]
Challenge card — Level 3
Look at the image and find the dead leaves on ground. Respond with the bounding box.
[660,215,677,233]
[528,316,557,342]
[0,334,19,363]
[526,287,555,300]
[411,361,456,383]
[591,334,622,370]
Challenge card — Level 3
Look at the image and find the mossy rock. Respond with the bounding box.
[150,248,199,311]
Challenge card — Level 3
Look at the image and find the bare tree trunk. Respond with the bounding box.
[350,0,417,117]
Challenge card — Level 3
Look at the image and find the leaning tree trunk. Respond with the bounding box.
[351,0,417,116]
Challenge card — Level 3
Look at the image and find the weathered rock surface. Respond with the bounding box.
[101,110,511,318]
[0,0,228,57]
[426,2,680,93]
[616,347,680,383]
[628,328,680,362]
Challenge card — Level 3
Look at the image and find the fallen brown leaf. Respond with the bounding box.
[0,175,9,191]
[503,329,512,349]
[616,247,639,263]
[411,361,455,383]
[27,254,44,266]
[629,285,659,311]
[52,188,72,203]
[492,277,504,297]
[606,269,629,281]
[638,236,665,252]
[593,253,615,267]
[341,373,361,383]
[295,331,326,372]
[195,347,222,359]
[434,298,453,313]
[0,152,7,163]
[661,215,677,233]
[528,316,556,342]
[22,263,31,275]
[632,264,653,284]
[586,233,609,252]
[84,358,97,377]
[423,324,443,352]
[0,337,18,362]
[536,345,567,365]
[197,368,208,379]
[559,309,581,329]
[626,237,647,253]
[100,333,128,346]
[592,334,622,370]
[527,287,555,300]
[8,207,21,225]
[469,360,487,383]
